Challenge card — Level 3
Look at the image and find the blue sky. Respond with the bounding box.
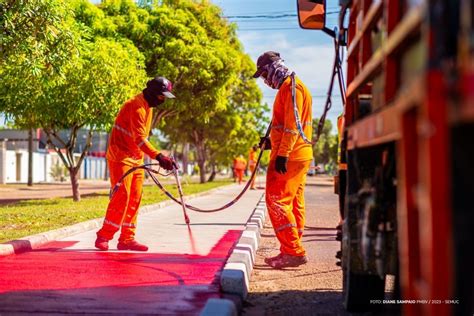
[212,0,345,128]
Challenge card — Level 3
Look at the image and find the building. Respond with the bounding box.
[0,129,108,184]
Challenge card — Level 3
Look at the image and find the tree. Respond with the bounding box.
[1,1,147,200]
[1,0,77,187]
[312,118,338,173]
[85,0,265,182]
[205,55,269,181]
[75,0,267,182]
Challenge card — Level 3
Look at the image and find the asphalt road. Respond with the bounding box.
[242,174,349,316]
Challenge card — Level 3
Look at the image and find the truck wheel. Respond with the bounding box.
[342,221,385,312]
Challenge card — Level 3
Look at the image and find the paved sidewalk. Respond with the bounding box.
[0,183,264,315]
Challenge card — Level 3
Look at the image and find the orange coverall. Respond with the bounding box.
[233,156,247,184]
[266,76,313,257]
[248,148,258,189]
[97,93,160,243]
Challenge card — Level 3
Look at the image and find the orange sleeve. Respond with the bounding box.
[277,84,305,158]
[131,107,160,159]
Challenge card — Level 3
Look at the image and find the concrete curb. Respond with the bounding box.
[199,298,237,316]
[201,194,267,315]
[0,184,233,257]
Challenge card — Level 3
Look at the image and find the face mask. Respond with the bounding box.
[262,60,292,89]
[143,89,165,108]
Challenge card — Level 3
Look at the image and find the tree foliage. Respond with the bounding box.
[86,0,267,182]
[312,119,338,173]
[0,0,147,200]
[0,0,76,77]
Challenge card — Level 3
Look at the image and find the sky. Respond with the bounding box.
[212,0,345,128]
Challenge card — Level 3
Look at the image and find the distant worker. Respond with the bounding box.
[233,154,247,185]
[254,51,313,269]
[248,145,258,189]
[95,77,177,252]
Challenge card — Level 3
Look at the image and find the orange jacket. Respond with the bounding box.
[270,76,313,161]
[233,156,247,170]
[106,93,160,166]
[248,149,257,167]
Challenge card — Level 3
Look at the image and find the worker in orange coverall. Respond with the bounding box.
[233,155,247,185]
[95,77,177,252]
[248,145,258,189]
[254,51,313,268]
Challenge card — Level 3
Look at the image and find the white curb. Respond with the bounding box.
[200,298,237,316]
[220,195,267,299]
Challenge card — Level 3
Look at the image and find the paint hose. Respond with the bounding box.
[110,124,271,213]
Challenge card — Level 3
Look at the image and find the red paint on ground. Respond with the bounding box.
[0,230,241,314]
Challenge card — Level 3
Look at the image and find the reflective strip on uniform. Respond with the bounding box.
[272,124,284,130]
[137,138,149,148]
[284,128,298,135]
[122,222,136,228]
[298,228,304,233]
[104,219,120,228]
[275,223,296,232]
[303,121,312,126]
[113,124,133,137]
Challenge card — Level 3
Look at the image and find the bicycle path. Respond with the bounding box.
[0,183,264,315]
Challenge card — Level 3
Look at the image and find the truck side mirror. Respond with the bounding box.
[297,0,326,30]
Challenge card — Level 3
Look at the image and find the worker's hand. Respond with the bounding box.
[156,153,178,171]
[275,156,288,174]
[259,136,271,150]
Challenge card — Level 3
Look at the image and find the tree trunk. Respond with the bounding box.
[207,162,216,182]
[27,128,34,186]
[192,131,206,183]
[195,146,206,184]
[182,142,189,175]
[198,159,206,184]
[69,167,81,202]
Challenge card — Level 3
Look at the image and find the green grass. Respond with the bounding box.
[0,179,233,243]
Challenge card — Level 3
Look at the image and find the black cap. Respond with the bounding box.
[146,77,175,98]
[252,51,281,78]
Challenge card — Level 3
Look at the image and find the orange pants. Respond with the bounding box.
[249,163,256,189]
[235,168,244,184]
[97,160,144,242]
[266,159,311,256]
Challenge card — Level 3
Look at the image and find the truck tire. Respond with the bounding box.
[342,219,385,312]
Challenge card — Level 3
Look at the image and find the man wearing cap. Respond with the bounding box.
[95,77,177,252]
[254,51,313,268]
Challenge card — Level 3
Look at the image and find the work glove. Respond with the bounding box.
[156,153,178,171]
[275,156,288,174]
[259,136,271,151]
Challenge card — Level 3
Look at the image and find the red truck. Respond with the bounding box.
[297,1,473,315]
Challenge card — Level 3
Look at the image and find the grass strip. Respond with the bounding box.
[0,179,233,243]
